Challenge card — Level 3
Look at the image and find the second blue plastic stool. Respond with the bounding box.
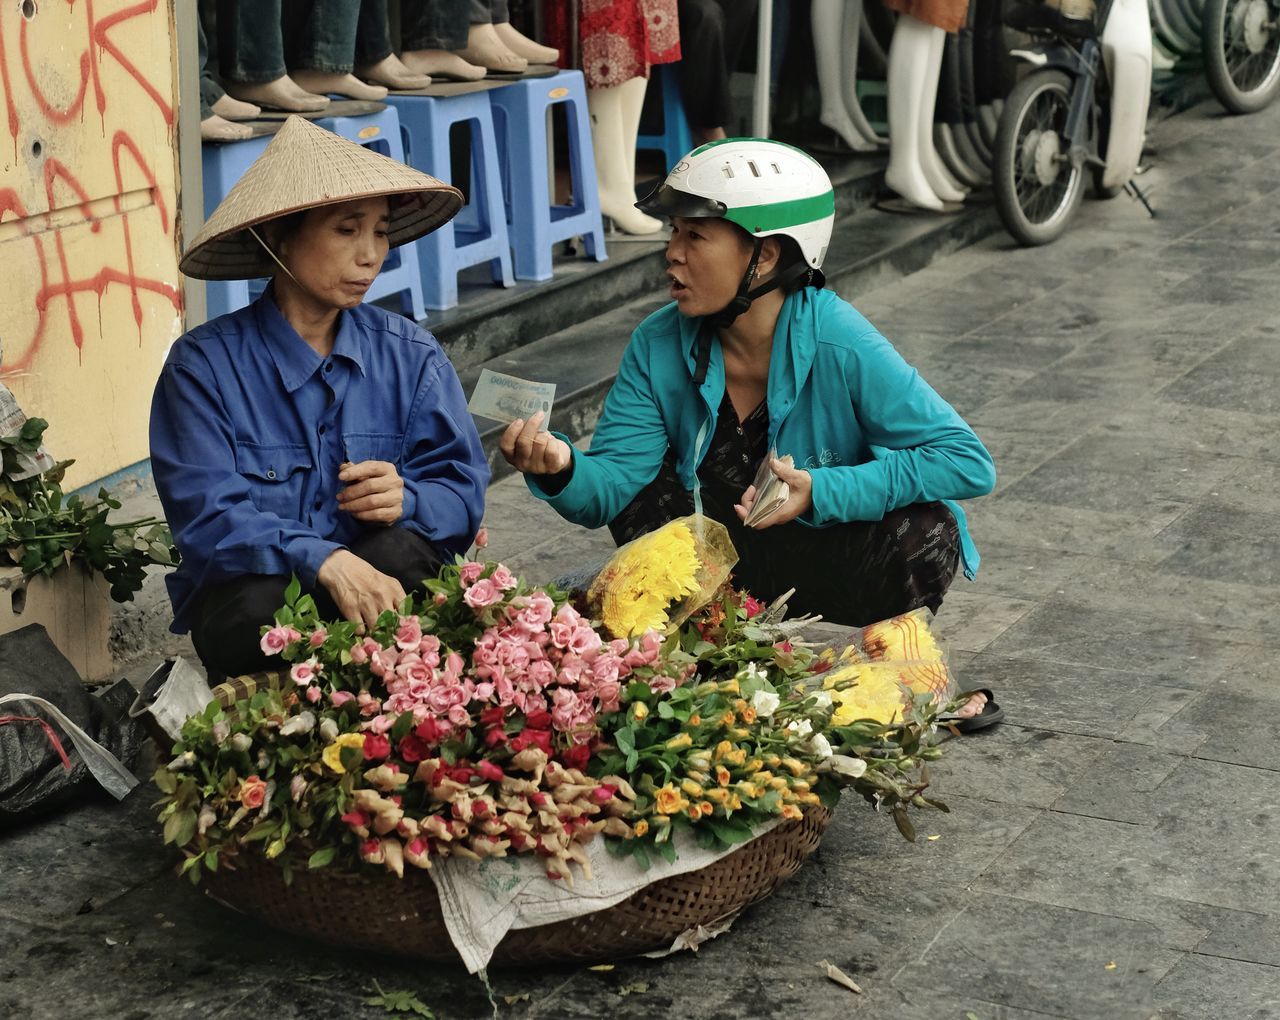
[637,64,693,173]
[388,92,514,311]
[488,70,607,282]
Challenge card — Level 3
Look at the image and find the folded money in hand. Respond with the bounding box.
[743,450,793,527]
[467,369,556,429]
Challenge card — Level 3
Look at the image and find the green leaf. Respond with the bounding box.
[284,575,302,607]
[656,702,675,720]
[391,712,415,743]
[307,847,337,870]
[339,744,363,773]
[163,809,197,847]
[203,850,219,872]
[363,981,435,1016]
[244,819,278,842]
[152,769,178,795]
[614,727,635,756]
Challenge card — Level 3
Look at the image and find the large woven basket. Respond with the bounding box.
[203,807,832,966]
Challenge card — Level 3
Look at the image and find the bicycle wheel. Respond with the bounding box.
[1204,0,1280,113]
[994,70,1087,246]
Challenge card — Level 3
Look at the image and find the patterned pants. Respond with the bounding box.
[609,456,960,627]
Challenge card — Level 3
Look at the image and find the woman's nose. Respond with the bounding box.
[666,235,685,264]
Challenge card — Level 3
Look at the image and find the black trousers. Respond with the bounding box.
[676,0,759,130]
[609,458,960,627]
[191,527,445,681]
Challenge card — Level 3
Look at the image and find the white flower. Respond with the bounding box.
[211,721,230,744]
[785,718,813,740]
[319,718,340,742]
[751,690,780,717]
[228,733,252,752]
[279,711,316,737]
[809,691,833,711]
[807,733,834,759]
[742,662,767,683]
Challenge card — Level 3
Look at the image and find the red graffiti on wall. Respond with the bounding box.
[0,0,181,376]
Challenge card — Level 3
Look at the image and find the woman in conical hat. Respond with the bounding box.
[150,116,489,681]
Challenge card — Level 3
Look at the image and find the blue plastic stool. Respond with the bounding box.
[200,106,426,321]
[387,92,514,311]
[488,70,607,282]
[637,63,693,173]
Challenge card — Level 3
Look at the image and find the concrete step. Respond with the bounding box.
[425,154,890,371]
[460,194,1003,483]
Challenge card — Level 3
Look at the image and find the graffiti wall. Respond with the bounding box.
[0,0,181,489]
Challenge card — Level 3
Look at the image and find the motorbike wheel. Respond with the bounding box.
[1204,0,1280,113]
[994,70,1086,246]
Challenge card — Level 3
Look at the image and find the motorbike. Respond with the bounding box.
[1202,0,1280,113]
[993,0,1153,245]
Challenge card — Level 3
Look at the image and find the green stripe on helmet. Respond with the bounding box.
[722,190,836,234]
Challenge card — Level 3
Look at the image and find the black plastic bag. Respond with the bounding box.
[0,624,145,827]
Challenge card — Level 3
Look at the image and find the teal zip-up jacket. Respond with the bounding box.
[528,287,996,579]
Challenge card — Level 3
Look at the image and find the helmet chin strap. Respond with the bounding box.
[706,237,818,331]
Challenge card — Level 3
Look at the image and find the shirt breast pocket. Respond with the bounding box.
[235,442,312,521]
[342,432,404,467]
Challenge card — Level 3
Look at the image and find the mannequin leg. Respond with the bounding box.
[456,0,528,73]
[812,0,879,151]
[401,0,486,81]
[490,0,559,64]
[354,0,432,89]
[284,0,390,100]
[884,15,944,210]
[219,0,330,112]
[199,15,254,141]
[917,25,968,202]
[588,77,664,235]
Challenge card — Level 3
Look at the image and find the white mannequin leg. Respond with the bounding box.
[588,77,664,235]
[917,25,968,202]
[812,0,879,151]
[839,0,888,145]
[884,15,943,210]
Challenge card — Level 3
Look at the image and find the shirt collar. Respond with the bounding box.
[255,289,367,393]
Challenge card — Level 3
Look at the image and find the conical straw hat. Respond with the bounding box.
[181,115,464,281]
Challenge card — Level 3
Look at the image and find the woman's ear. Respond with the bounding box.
[757,236,783,279]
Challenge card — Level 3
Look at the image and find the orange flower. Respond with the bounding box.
[721,711,736,727]
[655,785,689,815]
[633,819,650,837]
[685,804,701,820]
[740,707,758,725]
[715,765,731,787]
[239,775,267,809]
[681,778,705,798]
[698,801,714,817]
[688,714,702,727]
[781,804,803,820]
[705,788,730,805]
[713,739,734,761]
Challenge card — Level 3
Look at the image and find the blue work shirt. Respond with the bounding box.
[150,291,489,633]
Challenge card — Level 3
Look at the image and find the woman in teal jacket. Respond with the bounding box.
[501,139,998,725]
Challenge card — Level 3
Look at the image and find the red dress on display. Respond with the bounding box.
[545,0,681,89]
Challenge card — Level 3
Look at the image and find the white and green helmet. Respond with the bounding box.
[636,138,835,271]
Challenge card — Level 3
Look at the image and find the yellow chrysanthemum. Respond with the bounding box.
[590,520,702,637]
[826,660,911,726]
[321,732,366,773]
[859,611,953,700]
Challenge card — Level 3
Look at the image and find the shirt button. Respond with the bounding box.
[318,424,327,435]
[314,500,322,511]
[265,469,276,479]
[323,361,333,373]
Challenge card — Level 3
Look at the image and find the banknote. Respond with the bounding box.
[467,369,556,429]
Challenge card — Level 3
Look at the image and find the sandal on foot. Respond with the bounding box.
[938,688,1004,736]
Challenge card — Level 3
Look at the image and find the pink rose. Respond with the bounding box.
[308,628,328,648]
[348,642,369,665]
[476,760,504,782]
[395,616,423,651]
[370,646,400,678]
[464,578,501,609]
[305,685,321,704]
[593,680,622,714]
[648,674,677,694]
[368,713,396,735]
[397,659,434,685]
[433,592,448,606]
[259,625,299,656]
[459,562,484,585]
[426,684,467,715]
[290,661,318,686]
[568,625,602,657]
[330,690,355,707]
[490,566,517,591]
[744,595,765,619]
[356,691,383,717]
[474,527,489,549]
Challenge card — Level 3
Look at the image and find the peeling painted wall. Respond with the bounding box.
[0,0,181,490]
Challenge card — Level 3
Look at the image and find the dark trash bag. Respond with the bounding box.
[0,624,146,827]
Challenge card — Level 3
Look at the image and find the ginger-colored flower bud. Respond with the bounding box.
[680,778,704,798]
[740,707,758,725]
[715,765,732,787]
[768,776,790,791]
[713,740,734,761]
[781,757,808,777]
[765,753,783,768]
[698,801,714,817]
[688,713,702,727]
[633,819,650,838]
[665,733,693,752]
[721,711,736,727]
[780,804,804,820]
[727,727,751,740]
[719,679,740,696]
[629,702,649,723]
[705,788,730,806]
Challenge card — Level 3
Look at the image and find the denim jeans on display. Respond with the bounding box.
[401,0,471,50]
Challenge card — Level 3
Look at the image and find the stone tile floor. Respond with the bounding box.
[5,97,1280,1019]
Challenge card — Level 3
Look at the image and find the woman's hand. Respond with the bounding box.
[337,460,404,524]
[499,412,572,475]
[317,549,406,630]
[734,457,813,529]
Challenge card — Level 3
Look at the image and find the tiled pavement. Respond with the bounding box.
[5,96,1280,1019]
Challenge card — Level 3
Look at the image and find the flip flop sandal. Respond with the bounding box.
[937,688,1004,737]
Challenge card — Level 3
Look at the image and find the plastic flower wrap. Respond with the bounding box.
[586,515,738,639]
[824,609,959,725]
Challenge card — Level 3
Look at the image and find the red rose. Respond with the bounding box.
[511,727,552,755]
[398,735,429,763]
[559,744,590,770]
[448,764,475,784]
[476,760,505,782]
[524,709,552,729]
[239,775,267,809]
[744,595,764,619]
[363,734,391,760]
[480,705,506,728]
[484,727,508,747]
[414,717,443,744]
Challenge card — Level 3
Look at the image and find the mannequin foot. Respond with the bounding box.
[400,48,486,82]
[226,75,329,112]
[492,22,559,64]
[355,54,431,90]
[601,198,663,235]
[289,69,388,101]
[210,93,260,121]
[456,23,528,73]
[201,114,253,142]
[884,164,945,211]
[819,110,881,153]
